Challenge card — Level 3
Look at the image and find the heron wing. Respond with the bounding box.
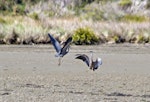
[48,33,61,53]
[61,37,72,53]
[75,54,90,66]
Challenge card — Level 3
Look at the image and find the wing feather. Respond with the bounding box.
[75,54,90,67]
[61,37,72,52]
[48,33,61,53]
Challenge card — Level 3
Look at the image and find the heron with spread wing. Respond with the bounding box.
[48,33,72,65]
[75,51,102,71]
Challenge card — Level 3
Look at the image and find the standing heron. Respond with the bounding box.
[75,51,102,71]
[48,33,72,65]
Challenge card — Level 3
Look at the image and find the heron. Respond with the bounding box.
[48,33,72,65]
[75,51,102,71]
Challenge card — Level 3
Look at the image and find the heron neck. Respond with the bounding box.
[90,51,93,61]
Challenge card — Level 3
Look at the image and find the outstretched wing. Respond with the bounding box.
[61,37,72,53]
[75,54,90,67]
[48,33,61,53]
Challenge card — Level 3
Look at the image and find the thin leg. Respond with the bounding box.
[90,62,93,70]
[58,57,62,66]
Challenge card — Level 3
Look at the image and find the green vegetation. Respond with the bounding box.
[112,35,119,43]
[0,17,6,24]
[73,27,99,45]
[29,12,39,20]
[0,0,42,15]
[120,14,148,22]
[0,0,24,15]
[119,0,132,8]
[0,34,5,40]
[48,11,55,17]
[81,5,104,21]
[136,34,150,43]
[0,0,150,45]
[12,4,26,15]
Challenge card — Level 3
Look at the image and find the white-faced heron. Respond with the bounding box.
[75,51,102,71]
[48,33,72,65]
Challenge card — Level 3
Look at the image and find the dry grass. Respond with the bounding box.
[0,15,150,44]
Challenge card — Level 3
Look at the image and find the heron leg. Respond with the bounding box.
[90,62,93,70]
[58,57,62,66]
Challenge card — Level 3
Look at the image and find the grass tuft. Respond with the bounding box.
[120,14,149,22]
[29,12,39,20]
[119,0,132,8]
[0,17,6,24]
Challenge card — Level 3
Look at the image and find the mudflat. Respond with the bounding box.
[0,44,150,102]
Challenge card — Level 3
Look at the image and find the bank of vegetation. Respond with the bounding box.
[0,0,150,45]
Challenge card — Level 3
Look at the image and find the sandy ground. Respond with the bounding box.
[0,44,150,102]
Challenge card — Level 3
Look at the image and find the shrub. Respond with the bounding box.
[112,35,125,43]
[72,27,99,45]
[136,33,150,43]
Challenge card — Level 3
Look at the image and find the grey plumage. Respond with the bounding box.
[75,54,90,67]
[48,33,72,65]
[75,51,102,71]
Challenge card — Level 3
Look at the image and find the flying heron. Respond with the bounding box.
[75,51,102,71]
[48,33,72,65]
